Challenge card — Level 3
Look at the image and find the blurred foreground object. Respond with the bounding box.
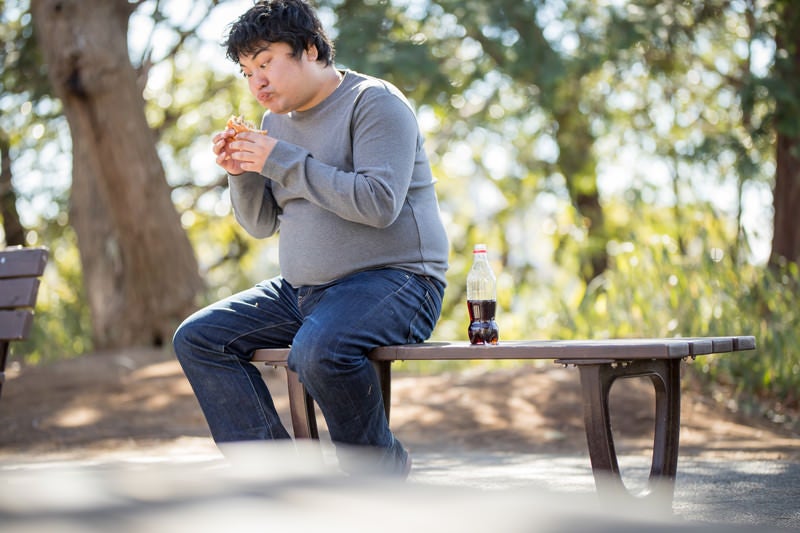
[0,440,786,533]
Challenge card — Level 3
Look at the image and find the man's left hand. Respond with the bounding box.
[228,132,278,174]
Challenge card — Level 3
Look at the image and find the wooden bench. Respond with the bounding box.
[0,246,49,402]
[252,336,755,503]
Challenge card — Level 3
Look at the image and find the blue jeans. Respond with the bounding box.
[173,268,444,474]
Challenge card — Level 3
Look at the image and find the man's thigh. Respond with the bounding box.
[184,276,303,355]
[294,268,442,355]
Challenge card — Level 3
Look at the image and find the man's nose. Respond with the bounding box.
[252,71,269,88]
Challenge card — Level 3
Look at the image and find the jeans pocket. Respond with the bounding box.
[406,276,443,343]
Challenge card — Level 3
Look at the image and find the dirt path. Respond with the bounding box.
[1,347,798,462]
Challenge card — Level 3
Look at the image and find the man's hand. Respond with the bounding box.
[213,128,244,174]
[213,129,277,175]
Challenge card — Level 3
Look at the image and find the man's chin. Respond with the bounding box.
[264,103,291,114]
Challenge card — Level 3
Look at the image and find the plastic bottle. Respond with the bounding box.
[466,243,499,345]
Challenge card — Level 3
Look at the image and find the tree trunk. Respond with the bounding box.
[771,1,800,267]
[772,134,800,266]
[555,103,608,284]
[31,0,203,349]
[0,132,26,247]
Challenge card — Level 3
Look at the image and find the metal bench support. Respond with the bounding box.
[574,358,681,501]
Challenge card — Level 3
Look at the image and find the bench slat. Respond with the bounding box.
[734,336,756,350]
[0,278,41,309]
[0,310,34,341]
[251,336,756,365]
[0,247,48,279]
[370,339,695,361]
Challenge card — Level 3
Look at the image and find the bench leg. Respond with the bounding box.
[371,360,392,422]
[282,361,393,440]
[0,342,8,401]
[285,367,319,439]
[576,358,681,504]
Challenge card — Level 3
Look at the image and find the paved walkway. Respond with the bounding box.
[1,443,797,531]
[410,451,800,530]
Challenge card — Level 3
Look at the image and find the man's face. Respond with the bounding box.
[239,41,318,114]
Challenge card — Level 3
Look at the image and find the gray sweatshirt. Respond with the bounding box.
[229,69,450,287]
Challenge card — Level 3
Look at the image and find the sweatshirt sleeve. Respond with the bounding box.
[228,171,281,238]
[260,89,418,229]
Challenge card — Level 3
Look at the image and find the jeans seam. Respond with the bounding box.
[221,320,299,357]
[219,322,297,440]
[232,355,280,438]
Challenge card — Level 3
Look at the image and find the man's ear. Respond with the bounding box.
[304,43,319,62]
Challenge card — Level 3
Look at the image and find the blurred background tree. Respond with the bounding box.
[29,0,203,350]
[1,0,797,418]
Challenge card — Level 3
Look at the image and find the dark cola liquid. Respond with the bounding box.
[467,299,499,345]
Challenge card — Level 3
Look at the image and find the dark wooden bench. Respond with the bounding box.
[252,335,755,503]
[0,246,49,402]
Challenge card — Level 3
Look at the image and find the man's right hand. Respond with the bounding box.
[213,128,246,175]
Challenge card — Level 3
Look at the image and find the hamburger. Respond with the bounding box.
[227,115,268,136]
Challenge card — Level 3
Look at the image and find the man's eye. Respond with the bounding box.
[241,72,252,79]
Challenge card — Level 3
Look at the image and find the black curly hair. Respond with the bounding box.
[224,0,335,66]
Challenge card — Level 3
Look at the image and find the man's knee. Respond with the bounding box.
[172,319,192,358]
[172,314,211,360]
[287,331,362,381]
[286,336,325,379]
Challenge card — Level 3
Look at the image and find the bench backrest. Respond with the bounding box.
[0,246,49,399]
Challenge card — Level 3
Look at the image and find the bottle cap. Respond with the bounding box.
[473,243,487,253]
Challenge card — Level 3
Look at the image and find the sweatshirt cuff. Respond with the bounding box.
[261,140,307,185]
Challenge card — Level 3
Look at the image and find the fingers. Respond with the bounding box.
[212,129,236,147]
[212,130,235,157]
[212,129,275,174]
[227,139,258,154]
[212,129,244,173]
[230,151,264,173]
[230,131,267,146]
[227,133,276,172]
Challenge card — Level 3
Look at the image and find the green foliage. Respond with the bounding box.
[712,261,800,408]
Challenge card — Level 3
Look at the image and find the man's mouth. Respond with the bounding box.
[258,91,274,104]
